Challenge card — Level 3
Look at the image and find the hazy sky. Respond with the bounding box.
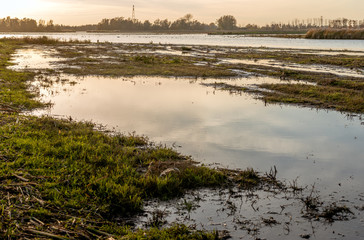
[1,0,363,26]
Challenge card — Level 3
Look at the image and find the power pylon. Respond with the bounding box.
[132,5,136,22]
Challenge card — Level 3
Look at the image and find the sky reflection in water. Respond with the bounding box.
[35,75,364,196]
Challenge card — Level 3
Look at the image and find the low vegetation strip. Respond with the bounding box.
[55,45,233,78]
[218,64,364,113]
[0,39,43,111]
[305,28,364,39]
[260,83,364,112]
[0,114,228,238]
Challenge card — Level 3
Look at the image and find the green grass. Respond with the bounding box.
[0,39,44,111]
[216,49,364,113]
[123,224,219,239]
[0,114,227,238]
[53,43,234,77]
[260,83,364,113]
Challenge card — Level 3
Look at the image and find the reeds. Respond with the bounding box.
[305,28,364,39]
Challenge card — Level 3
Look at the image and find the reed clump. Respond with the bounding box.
[305,28,364,39]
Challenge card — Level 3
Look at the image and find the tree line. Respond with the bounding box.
[96,14,228,31]
[0,17,59,32]
[0,15,232,32]
[1,15,364,33]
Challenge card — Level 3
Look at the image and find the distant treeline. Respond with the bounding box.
[0,17,55,32]
[305,29,364,39]
[97,14,216,32]
[0,17,99,32]
[1,15,364,33]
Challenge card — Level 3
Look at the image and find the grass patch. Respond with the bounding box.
[260,83,364,113]
[0,39,44,112]
[238,168,261,189]
[0,114,228,238]
[217,53,364,113]
[52,43,234,77]
[218,50,364,69]
[124,224,219,239]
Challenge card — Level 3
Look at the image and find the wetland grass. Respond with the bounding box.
[305,28,364,39]
[217,51,364,113]
[1,37,359,238]
[0,114,226,238]
[0,38,238,239]
[260,83,364,113]
[218,50,364,69]
[55,45,233,77]
[48,39,364,113]
[0,39,44,111]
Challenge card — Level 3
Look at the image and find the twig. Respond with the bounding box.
[86,227,115,237]
[7,182,37,186]
[25,229,70,240]
[33,196,46,206]
[31,217,45,226]
[12,173,29,182]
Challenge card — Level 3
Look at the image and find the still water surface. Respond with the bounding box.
[2,32,364,51]
[32,74,364,239]
[33,75,364,193]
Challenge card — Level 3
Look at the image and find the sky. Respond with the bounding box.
[1,0,364,26]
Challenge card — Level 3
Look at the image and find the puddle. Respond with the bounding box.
[135,187,363,240]
[11,47,364,239]
[9,46,64,71]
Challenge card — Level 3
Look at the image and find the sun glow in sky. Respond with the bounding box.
[1,1,56,17]
[1,0,364,26]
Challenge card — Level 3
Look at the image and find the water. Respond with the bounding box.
[220,58,364,79]
[33,75,364,190]
[2,32,364,51]
[32,74,364,239]
[11,46,364,239]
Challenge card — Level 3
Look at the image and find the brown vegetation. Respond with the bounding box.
[305,28,364,39]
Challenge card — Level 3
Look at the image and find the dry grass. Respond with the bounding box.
[305,28,364,39]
